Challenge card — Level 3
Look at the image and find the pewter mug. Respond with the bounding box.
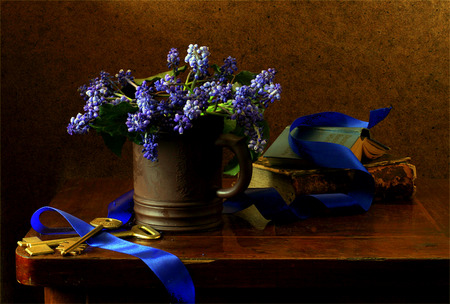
[133,116,252,231]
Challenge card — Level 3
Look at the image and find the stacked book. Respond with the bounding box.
[250,126,416,203]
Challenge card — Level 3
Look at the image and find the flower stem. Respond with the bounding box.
[216,104,233,114]
[185,71,192,86]
[205,110,228,117]
[126,78,139,88]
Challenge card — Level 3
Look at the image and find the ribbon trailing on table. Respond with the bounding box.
[224,106,392,220]
[30,107,390,304]
[31,203,195,303]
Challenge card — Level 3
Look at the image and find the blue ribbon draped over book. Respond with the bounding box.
[224,106,392,220]
[30,107,391,304]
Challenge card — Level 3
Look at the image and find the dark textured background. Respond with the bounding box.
[1,1,448,302]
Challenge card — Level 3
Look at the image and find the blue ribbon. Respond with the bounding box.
[107,189,134,224]
[224,107,392,220]
[30,203,195,303]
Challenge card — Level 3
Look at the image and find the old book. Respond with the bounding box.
[263,126,390,167]
[249,155,417,202]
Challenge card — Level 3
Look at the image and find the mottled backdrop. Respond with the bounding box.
[1,1,448,302]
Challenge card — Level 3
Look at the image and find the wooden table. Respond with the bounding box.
[16,178,449,303]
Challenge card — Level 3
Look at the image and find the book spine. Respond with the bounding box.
[369,163,416,201]
[250,162,416,202]
[292,163,416,201]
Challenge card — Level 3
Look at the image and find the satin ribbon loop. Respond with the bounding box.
[368,106,392,129]
[30,206,195,303]
[225,107,391,221]
[107,189,134,225]
[286,108,391,214]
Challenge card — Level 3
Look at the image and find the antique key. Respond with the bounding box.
[19,224,160,253]
[18,236,81,248]
[55,241,88,256]
[112,224,161,240]
[59,217,122,256]
[25,244,55,256]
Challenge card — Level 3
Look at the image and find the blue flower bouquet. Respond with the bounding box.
[67,44,281,174]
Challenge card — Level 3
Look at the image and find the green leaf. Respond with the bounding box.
[223,156,240,176]
[222,118,237,134]
[134,65,187,85]
[222,119,271,176]
[223,146,262,176]
[90,102,138,156]
[92,102,138,136]
[174,65,187,76]
[234,70,257,85]
[127,131,143,145]
[211,64,221,75]
[100,132,127,157]
[249,149,260,162]
[260,119,270,143]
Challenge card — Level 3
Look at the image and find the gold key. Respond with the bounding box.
[25,244,55,256]
[18,236,81,248]
[18,224,160,254]
[55,241,88,256]
[59,217,122,256]
[112,224,161,240]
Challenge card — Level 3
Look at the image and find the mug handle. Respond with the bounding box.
[214,133,253,198]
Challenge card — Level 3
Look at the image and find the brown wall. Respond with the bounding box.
[1,1,448,302]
